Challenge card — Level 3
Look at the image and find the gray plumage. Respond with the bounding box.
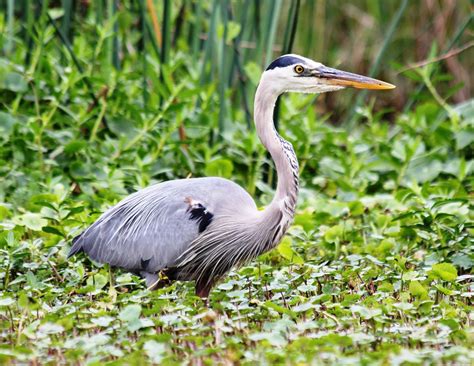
[70,177,265,296]
[69,54,395,297]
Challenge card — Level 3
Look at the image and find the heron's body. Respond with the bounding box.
[70,177,276,296]
[69,54,394,298]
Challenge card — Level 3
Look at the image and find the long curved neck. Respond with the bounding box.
[254,79,299,235]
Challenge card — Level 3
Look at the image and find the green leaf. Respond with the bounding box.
[86,273,108,290]
[409,280,428,298]
[418,300,434,315]
[277,237,304,264]
[0,72,28,92]
[13,213,47,231]
[455,129,474,150]
[324,225,343,243]
[434,284,453,295]
[108,118,139,139]
[119,304,142,322]
[349,201,365,216]
[264,301,296,318]
[429,263,458,282]
[0,297,15,307]
[0,204,10,220]
[315,334,353,347]
[143,340,166,364]
[38,323,64,335]
[440,318,460,331]
[378,282,394,292]
[91,316,114,327]
[225,21,241,42]
[0,111,18,137]
[42,226,65,237]
[451,254,473,270]
[293,210,315,231]
[64,139,88,154]
[350,305,382,320]
[204,158,234,178]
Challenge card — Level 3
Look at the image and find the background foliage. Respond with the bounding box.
[0,0,473,364]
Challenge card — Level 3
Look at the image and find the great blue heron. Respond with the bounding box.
[69,54,394,298]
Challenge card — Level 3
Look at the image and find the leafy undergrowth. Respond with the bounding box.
[1,152,473,364]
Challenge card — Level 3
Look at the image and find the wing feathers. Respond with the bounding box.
[68,177,256,275]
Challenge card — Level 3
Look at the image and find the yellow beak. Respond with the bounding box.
[315,66,395,90]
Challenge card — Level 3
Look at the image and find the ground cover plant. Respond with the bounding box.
[0,1,473,364]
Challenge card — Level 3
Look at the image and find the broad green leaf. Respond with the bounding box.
[455,129,474,150]
[42,226,65,237]
[0,204,10,220]
[451,254,473,270]
[86,273,108,290]
[277,237,304,264]
[108,118,139,140]
[264,301,296,318]
[119,304,142,322]
[13,213,47,231]
[324,224,343,243]
[0,111,18,137]
[226,21,241,42]
[144,340,166,364]
[0,297,14,306]
[440,318,460,331]
[350,305,382,320]
[91,316,114,327]
[409,280,428,298]
[204,158,234,178]
[38,323,64,335]
[64,139,88,154]
[349,201,365,216]
[0,72,28,92]
[378,282,394,292]
[430,263,458,282]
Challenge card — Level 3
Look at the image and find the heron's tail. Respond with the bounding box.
[67,233,84,258]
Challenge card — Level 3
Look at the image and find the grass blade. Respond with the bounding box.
[61,0,73,44]
[228,0,252,126]
[4,0,14,54]
[139,0,148,109]
[23,0,35,65]
[264,0,282,67]
[172,3,186,47]
[274,0,300,130]
[161,0,171,65]
[199,0,219,86]
[111,0,120,69]
[146,0,162,47]
[191,1,203,58]
[281,0,300,56]
[217,0,229,134]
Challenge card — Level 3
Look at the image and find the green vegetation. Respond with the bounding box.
[0,1,473,364]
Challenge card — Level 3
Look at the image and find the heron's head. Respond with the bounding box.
[261,54,395,94]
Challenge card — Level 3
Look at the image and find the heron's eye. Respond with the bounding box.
[294,65,304,74]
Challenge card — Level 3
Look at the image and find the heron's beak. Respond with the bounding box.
[313,66,395,90]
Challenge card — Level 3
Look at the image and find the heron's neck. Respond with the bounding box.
[254,80,299,237]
